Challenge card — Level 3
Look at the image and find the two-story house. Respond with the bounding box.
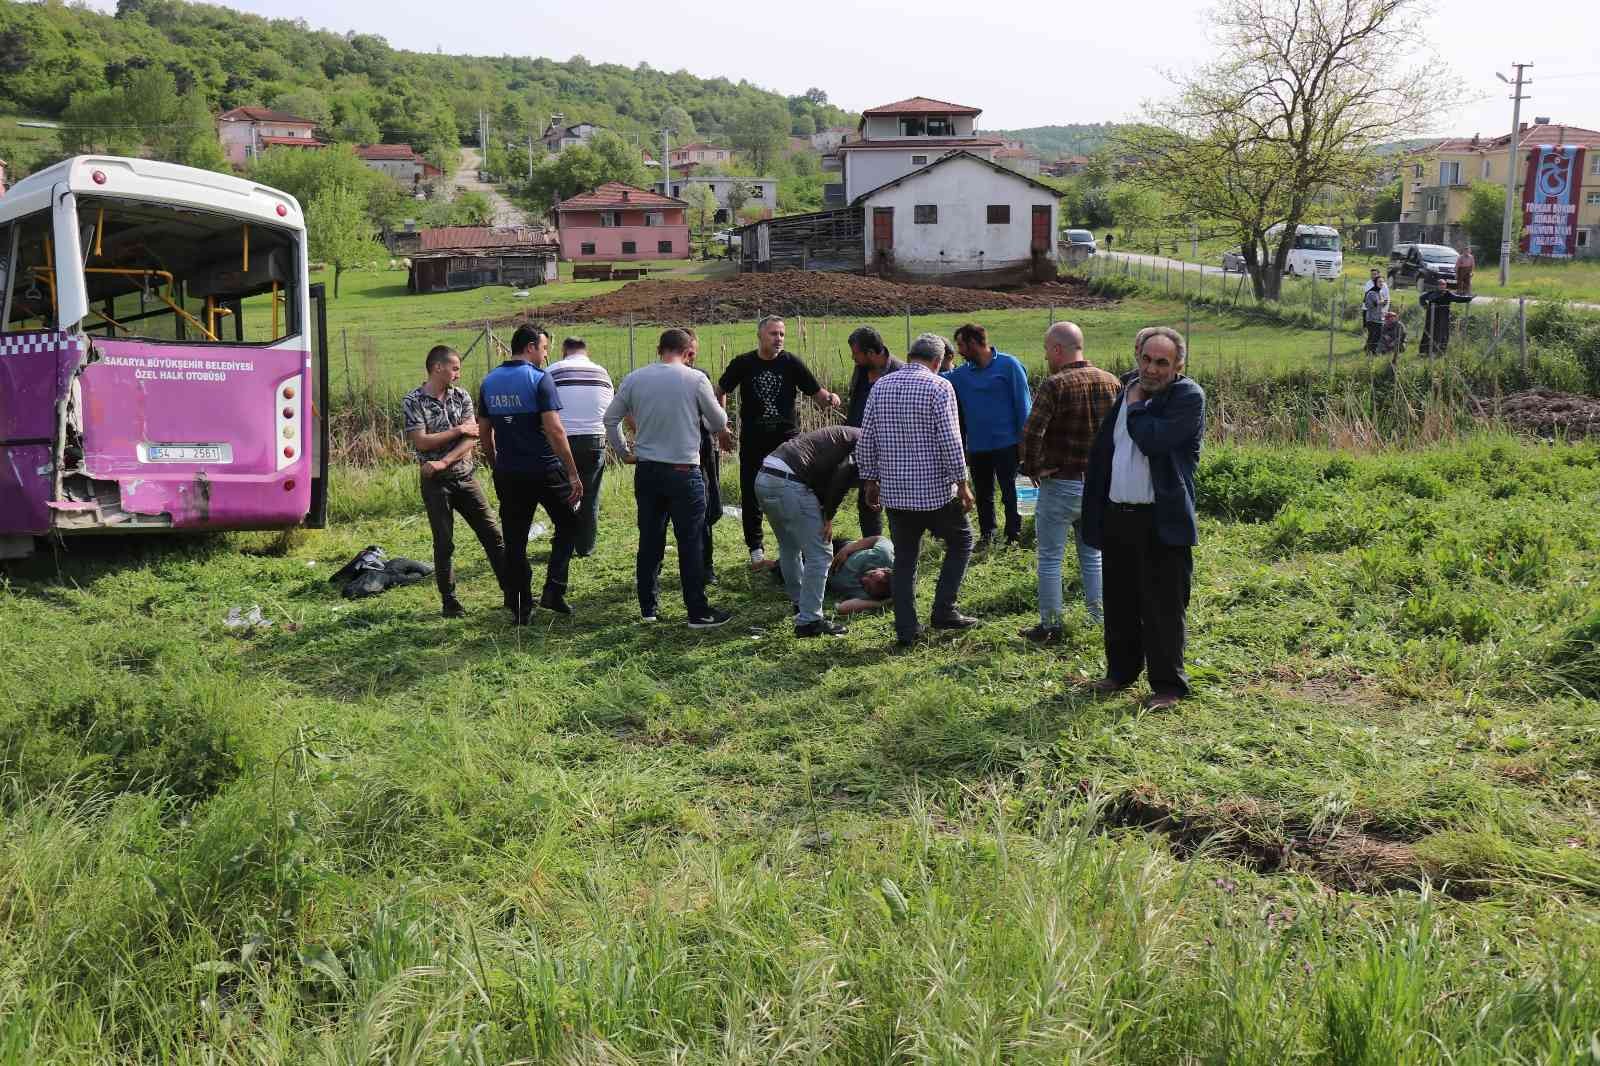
[825,96,1001,206]
[668,143,733,167]
[554,182,690,262]
[655,176,778,223]
[354,144,441,189]
[1397,120,1600,257]
[216,107,325,168]
[543,115,604,154]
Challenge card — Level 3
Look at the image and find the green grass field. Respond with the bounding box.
[320,264,1387,400]
[2,435,1598,1061]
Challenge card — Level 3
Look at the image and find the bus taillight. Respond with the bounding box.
[275,374,301,471]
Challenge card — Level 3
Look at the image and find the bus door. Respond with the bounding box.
[306,282,329,528]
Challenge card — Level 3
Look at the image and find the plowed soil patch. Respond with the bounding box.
[1495,388,1600,439]
[470,271,1113,327]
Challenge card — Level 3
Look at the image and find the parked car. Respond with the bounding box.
[1221,248,1247,273]
[1388,243,1458,291]
[1062,229,1098,255]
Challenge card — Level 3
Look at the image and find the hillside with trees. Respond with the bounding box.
[0,0,855,184]
[980,123,1132,159]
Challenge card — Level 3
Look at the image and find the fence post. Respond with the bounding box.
[1184,299,1192,354]
[628,319,635,372]
[1518,296,1527,374]
[341,328,353,407]
[1327,291,1336,376]
[905,306,912,352]
[484,322,492,377]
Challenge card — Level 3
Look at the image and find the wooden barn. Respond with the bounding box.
[407,227,559,294]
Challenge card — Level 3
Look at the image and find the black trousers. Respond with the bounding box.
[737,426,796,551]
[1101,503,1192,696]
[419,471,506,599]
[568,434,607,557]
[968,444,1022,540]
[857,490,883,537]
[1364,321,1382,354]
[493,469,579,617]
[886,500,974,644]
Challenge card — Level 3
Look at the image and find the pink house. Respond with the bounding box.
[216,107,325,168]
[555,182,690,262]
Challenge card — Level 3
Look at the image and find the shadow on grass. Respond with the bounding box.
[1,532,233,592]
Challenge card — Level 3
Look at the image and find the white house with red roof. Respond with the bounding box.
[826,96,1001,205]
[353,143,442,187]
[667,142,733,167]
[554,182,690,261]
[216,107,325,167]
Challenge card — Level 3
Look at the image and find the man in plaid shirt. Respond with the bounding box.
[1018,322,1121,642]
[856,332,979,646]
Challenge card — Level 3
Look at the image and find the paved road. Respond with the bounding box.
[453,147,527,228]
[1098,250,1600,311]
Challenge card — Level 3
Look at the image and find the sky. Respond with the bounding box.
[94,0,1600,136]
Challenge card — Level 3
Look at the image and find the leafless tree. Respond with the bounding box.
[1123,0,1451,299]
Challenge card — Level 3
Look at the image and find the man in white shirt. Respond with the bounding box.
[546,336,615,557]
[1081,327,1205,708]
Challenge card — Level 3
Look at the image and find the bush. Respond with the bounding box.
[1197,450,1308,521]
[1400,590,1500,643]
[1545,605,1600,697]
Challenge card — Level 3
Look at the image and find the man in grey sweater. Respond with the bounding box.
[604,328,733,628]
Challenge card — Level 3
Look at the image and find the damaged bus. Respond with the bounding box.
[0,156,328,558]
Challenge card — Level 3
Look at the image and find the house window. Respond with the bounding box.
[926,116,954,137]
[1412,164,1423,178]
[658,240,673,253]
[1440,161,1461,185]
[1586,192,1600,206]
[914,205,938,224]
[911,155,928,166]
[1578,230,1589,248]
[714,209,729,224]
[1482,158,1492,179]
[749,185,765,199]
[621,241,637,254]
[580,242,596,255]
[986,204,1010,224]
[599,210,624,227]
[898,116,927,137]
[1364,229,1377,249]
[1592,156,1600,176]
[644,212,662,226]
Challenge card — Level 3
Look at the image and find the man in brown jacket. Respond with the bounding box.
[1017,322,1121,642]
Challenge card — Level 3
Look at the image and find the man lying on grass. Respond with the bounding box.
[828,535,894,614]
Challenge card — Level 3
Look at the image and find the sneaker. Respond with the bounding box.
[795,619,847,638]
[640,609,659,623]
[931,610,979,630]
[441,596,466,618]
[539,591,573,615]
[687,607,733,629]
[749,548,766,565]
[1019,623,1062,645]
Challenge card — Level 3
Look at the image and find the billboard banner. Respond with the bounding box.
[1520,145,1586,257]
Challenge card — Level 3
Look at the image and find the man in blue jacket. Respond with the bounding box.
[943,323,1032,549]
[1081,326,1204,708]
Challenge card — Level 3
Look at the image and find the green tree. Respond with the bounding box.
[1123,0,1447,298]
[307,182,385,298]
[661,105,695,140]
[251,143,405,231]
[271,86,331,128]
[1370,178,1402,222]
[727,100,787,173]
[1463,181,1519,259]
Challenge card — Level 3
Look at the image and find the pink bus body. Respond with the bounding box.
[0,157,327,557]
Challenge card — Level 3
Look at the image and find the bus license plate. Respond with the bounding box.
[141,443,233,464]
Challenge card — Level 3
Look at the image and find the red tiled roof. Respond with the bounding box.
[1414,124,1600,155]
[218,106,318,125]
[862,96,982,117]
[556,181,686,210]
[837,138,1002,150]
[355,143,423,161]
[673,142,730,153]
[420,227,552,252]
[258,136,326,148]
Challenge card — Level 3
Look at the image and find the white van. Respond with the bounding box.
[1264,223,1343,279]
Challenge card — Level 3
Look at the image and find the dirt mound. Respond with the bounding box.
[1496,388,1600,439]
[479,271,1113,327]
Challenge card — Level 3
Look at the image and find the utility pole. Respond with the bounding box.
[1495,63,1531,288]
[661,127,671,199]
[527,122,534,182]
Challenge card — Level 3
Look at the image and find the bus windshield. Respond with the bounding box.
[1294,233,1341,252]
[70,196,300,344]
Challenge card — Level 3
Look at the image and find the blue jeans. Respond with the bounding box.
[754,471,829,624]
[1035,477,1102,625]
[634,462,709,618]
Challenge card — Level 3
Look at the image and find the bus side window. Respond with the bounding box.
[0,223,13,327]
[5,213,54,332]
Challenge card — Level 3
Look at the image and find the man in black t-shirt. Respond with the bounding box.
[717,315,840,564]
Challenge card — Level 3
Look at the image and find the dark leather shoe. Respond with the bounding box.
[441,596,466,618]
[1144,691,1184,709]
[1087,677,1133,695]
[796,619,847,637]
[1019,624,1062,645]
[931,611,979,630]
[540,592,573,615]
[895,624,930,648]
